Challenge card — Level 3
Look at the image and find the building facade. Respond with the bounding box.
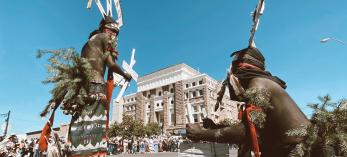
[111,63,238,134]
[26,123,69,141]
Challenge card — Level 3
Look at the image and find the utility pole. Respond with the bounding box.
[4,110,10,137]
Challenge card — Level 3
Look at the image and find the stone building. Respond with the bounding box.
[111,63,238,134]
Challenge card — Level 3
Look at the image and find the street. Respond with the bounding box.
[109,149,238,157]
[110,152,177,157]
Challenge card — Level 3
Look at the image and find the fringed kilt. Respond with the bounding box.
[68,83,108,157]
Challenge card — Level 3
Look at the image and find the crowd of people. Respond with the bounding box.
[0,134,188,157]
[0,134,40,157]
[107,135,187,155]
[0,134,71,157]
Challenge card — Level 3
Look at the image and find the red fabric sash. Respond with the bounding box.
[237,62,262,71]
[238,104,262,157]
[106,47,118,129]
[38,109,56,152]
[104,28,117,36]
[105,34,118,129]
[106,70,114,129]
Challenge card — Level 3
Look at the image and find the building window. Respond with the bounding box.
[200,105,206,115]
[192,91,196,97]
[171,114,175,125]
[170,109,175,125]
[147,113,150,122]
[161,102,164,106]
[185,93,189,99]
[200,113,205,119]
[148,105,150,109]
[170,88,174,93]
[171,100,174,104]
[193,114,198,123]
[186,84,189,88]
[199,90,203,96]
[193,105,199,112]
[158,91,162,96]
[199,80,203,85]
[147,94,151,98]
[156,103,160,107]
[192,82,196,86]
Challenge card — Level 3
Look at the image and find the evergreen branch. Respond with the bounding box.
[38,48,96,117]
[287,95,347,156]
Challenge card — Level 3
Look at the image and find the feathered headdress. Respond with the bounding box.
[87,0,124,30]
[249,0,265,48]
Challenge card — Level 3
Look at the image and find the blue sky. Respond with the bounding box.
[0,0,347,135]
